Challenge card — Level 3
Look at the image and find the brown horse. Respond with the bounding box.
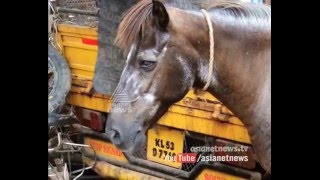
[105,0,271,173]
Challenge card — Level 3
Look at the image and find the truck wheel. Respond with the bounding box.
[48,45,71,113]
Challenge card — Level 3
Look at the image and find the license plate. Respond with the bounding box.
[84,137,127,162]
[147,125,184,168]
[196,169,246,180]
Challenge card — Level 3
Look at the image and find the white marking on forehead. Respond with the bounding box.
[115,44,137,89]
[144,94,155,102]
[126,74,134,84]
[126,71,139,86]
[126,44,137,63]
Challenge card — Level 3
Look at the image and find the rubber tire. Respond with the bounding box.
[48,45,71,113]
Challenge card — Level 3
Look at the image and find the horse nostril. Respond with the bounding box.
[109,129,121,145]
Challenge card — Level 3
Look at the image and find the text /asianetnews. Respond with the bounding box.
[164,146,249,163]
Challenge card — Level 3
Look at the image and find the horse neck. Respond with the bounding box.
[169,8,270,126]
[203,10,271,172]
[168,7,271,172]
[188,11,271,126]
[208,10,270,126]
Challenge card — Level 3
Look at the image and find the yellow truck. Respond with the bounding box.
[49,0,268,179]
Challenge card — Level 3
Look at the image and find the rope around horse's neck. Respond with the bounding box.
[200,9,214,91]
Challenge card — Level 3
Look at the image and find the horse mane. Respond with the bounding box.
[114,0,198,53]
[114,0,271,53]
[114,0,153,54]
[207,1,271,21]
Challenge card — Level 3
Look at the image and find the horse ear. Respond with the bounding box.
[152,0,169,31]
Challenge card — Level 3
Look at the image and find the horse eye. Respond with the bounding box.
[139,60,156,70]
